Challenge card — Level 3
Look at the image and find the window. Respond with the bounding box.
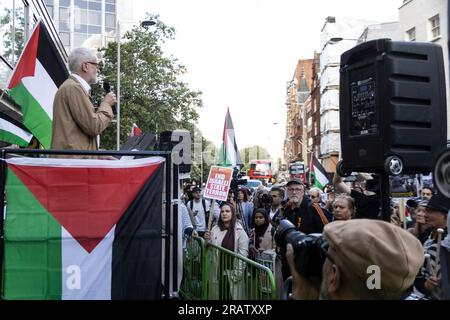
[429,14,440,39]
[105,4,116,13]
[43,0,53,18]
[105,13,115,28]
[88,1,102,11]
[74,33,87,47]
[74,9,88,25]
[74,0,88,9]
[60,0,71,7]
[46,5,53,18]
[406,27,416,41]
[59,7,70,31]
[88,25,101,34]
[60,32,70,46]
[74,24,87,33]
[88,10,101,25]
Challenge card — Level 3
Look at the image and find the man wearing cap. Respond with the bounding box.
[278,179,332,281]
[284,178,331,234]
[414,193,450,299]
[287,219,424,299]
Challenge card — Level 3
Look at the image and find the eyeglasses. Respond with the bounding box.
[287,188,304,193]
[85,61,100,69]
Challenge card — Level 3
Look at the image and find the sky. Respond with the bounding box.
[133,0,403,160]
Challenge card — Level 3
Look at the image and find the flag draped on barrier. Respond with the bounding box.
[0,112,32,147]
[311,155,330,190]
[6,20,68,148]
[2,157,164,300]
[218,107,242,167]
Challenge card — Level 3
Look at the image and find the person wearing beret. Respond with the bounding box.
[414,193,450,299]
[286,219,424,299]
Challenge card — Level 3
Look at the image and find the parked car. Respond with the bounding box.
[242,179,263,194]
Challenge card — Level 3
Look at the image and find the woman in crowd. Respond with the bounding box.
[249,208,274,259]
[237,188,254,235]
[332,195,355,221]
[205,202,249,299]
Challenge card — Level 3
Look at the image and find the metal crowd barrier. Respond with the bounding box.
[180,236,276,300]
[180,236,207,300]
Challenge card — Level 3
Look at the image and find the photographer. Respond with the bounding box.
[333,171,381,219]
[282,219,424,299]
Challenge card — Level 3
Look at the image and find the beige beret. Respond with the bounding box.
[323,219,424,294]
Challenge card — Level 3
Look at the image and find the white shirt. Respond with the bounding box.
[188,199,211,232]
[269,207,280,221]
[71,73,91,94]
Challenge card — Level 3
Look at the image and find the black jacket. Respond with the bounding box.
[284,196,330,234]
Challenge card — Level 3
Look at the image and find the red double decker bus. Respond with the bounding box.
[249,160,273,180]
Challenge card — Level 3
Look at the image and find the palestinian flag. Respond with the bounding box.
[311,155,330,190]
[130,123,142,137]
[218,107,242,168]
[2,156,164,300]
[0,112,33,147]
[6,20,68,149]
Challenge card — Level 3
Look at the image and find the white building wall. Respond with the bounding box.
[399,0,449,139]
[319,17,380,157]
[43,0,132,52]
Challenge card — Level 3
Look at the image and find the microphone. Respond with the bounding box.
[102,81,116,115]
[103,81,111,93]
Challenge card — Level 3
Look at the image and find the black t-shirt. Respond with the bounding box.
[350,189,380,219]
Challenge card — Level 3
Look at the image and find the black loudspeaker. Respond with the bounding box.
[339,39,447,175]
[158,130,192,173]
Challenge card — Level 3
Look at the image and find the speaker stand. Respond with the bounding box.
[380,173,391,222]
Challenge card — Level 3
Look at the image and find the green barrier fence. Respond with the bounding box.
[180,236,276,300]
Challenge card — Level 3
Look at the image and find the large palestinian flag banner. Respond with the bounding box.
[7,20,68,149]
[2,157,164,300]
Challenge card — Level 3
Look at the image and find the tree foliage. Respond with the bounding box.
[1,5,25,65]
[189,127,219,186]
[95,14,203,150]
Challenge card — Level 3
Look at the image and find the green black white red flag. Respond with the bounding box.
[6,20,68,149]
[2,157,164,300]
[310,155,330,190]
[0,112,32,147]
[217,107,242,168]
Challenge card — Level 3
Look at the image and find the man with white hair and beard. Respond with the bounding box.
[52,47,116,153]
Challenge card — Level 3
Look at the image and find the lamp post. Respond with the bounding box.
[116,19,156,150]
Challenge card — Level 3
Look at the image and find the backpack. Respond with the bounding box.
[190,199,210,220]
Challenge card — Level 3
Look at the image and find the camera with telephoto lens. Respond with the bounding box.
[229,168,248,200]
[260,193,272,205]
[274,219,327,279]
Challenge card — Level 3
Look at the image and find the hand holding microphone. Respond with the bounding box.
[102,81,117,113]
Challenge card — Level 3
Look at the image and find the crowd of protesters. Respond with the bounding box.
[179,172,450,300]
